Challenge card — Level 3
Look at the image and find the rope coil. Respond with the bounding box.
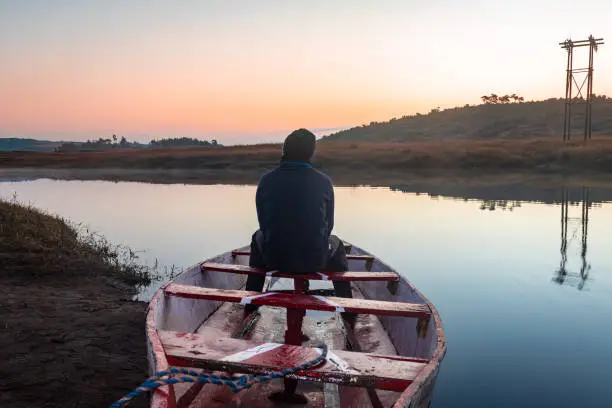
[109,343,328,407]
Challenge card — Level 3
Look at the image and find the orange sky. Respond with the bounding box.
[1,1,612,144]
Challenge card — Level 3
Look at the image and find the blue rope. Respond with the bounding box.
[109,343,328,407]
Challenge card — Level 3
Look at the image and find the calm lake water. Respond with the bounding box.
[1,178,611,408]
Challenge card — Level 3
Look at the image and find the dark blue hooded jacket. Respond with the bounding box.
[255,161,334,273]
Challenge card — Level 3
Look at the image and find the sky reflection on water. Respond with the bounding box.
[0,179,611,407]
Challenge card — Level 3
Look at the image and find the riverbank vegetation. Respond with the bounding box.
[2,137,612,174]
[0,196,153,285]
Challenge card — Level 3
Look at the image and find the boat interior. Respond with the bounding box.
[147,242,443,408]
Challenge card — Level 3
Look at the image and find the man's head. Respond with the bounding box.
[281,128,316,163]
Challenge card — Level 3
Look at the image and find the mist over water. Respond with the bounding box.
[1,178,611,408]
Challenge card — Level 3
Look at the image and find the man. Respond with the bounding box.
[245,128,351,315]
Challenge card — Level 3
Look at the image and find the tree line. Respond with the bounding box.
[55,135,221,152]
[149,137,218,148]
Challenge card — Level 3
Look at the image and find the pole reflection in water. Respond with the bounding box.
[553,186,591,290]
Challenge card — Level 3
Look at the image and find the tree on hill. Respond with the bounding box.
[481,93,524,104]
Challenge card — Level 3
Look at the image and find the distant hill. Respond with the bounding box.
[0,138,63,152]
[322,97,612,142]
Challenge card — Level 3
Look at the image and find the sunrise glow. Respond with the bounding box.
[1,0,612,144]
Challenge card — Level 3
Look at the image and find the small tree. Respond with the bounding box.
[481,93,523,104]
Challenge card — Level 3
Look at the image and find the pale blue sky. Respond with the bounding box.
[1,0,610,144]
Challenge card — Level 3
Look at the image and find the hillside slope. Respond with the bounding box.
[0,138,64,152]
[322,98,612,142]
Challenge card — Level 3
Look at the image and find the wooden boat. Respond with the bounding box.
[146,241,446,408]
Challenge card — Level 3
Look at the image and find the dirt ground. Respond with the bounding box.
[0,276,150,408]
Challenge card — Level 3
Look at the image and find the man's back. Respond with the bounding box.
[256,162,334,273]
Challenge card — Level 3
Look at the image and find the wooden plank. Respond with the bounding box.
[159,330,426,392]
[164,285,431,319]
[230,251,374,262]
[200,262,398,282]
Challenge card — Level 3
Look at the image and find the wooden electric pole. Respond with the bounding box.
[559,35,604,142]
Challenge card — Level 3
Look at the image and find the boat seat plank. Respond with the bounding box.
[164,284,431,319]
[200,262,397,282]
[230,251,374,262]
[159,330,426,392]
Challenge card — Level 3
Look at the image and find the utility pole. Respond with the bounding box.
[553,186,591,290]
[559,35,604,142]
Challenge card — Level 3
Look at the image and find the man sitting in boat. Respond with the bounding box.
[245,128,353,323]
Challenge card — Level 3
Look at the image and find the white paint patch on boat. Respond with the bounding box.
[266,270,278,277]
[240,292,277,304]
[312,295,345,312]
[221,343,284,362]
[316,272,329,280]
[315,349,360,374]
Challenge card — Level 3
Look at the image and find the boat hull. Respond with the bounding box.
[145,242,446,408]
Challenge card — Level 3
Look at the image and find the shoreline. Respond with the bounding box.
[0,199,152,408]
[3,167,612,201]
[1,138,612,176]
[3,166,612,185]
[1,137,612,193]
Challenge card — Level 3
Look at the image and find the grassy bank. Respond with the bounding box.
[0,198,154,408]
[2,137,612,175]
[0,197,153,285]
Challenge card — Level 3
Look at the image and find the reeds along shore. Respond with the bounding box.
[0,197,152,285]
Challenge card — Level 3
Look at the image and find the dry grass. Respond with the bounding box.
[2,137,612,173]
[314,137,612,171]
[0,195,153,286]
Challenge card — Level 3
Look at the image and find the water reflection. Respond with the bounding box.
[553,186,591,290]
[403,185,597,291]
[1,179,612,407]
[479,200,522,211]
[472,187,594,291]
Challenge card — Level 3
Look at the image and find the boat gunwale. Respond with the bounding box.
[146,278,175,408]
[145,240,447,408]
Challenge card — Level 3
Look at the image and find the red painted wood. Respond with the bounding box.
[231,250,374,262]
[283,278,309,395]
[146,289,176,408]
[200,262,398,282]
[176,382,204,408]
[159,330,426,392]
[164,284,431,319]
